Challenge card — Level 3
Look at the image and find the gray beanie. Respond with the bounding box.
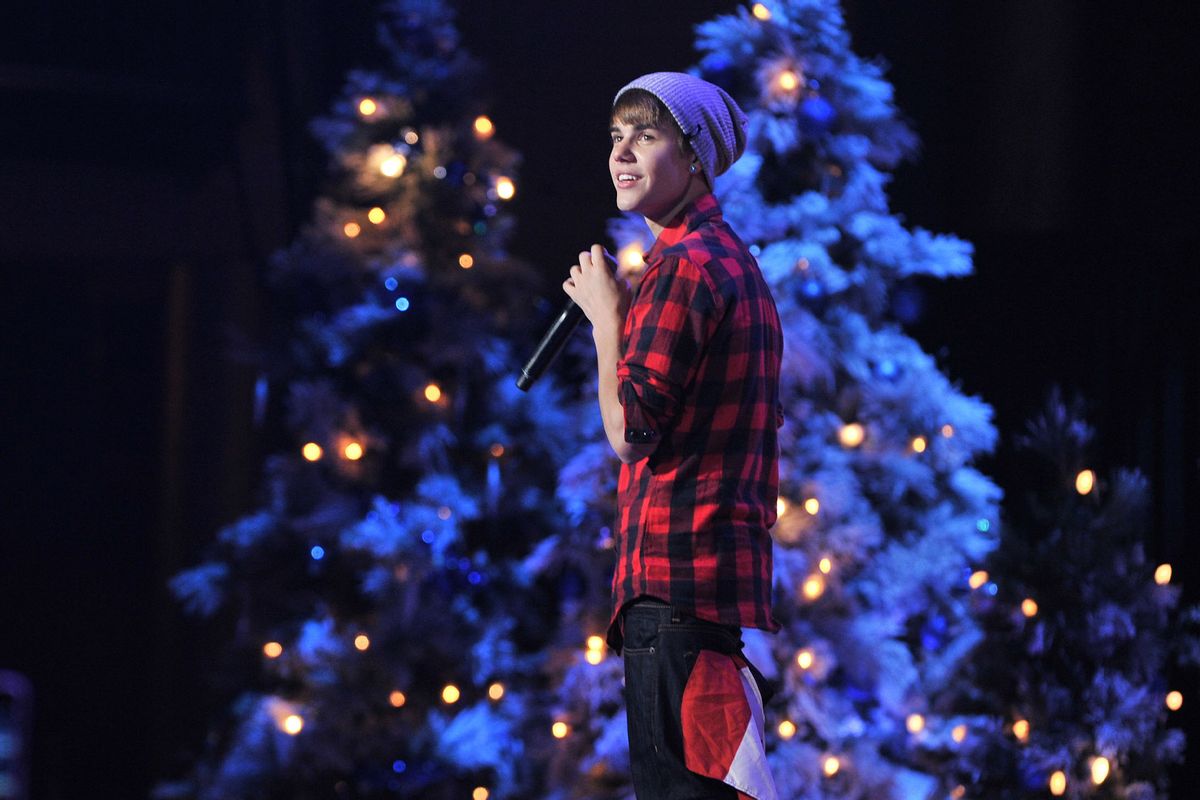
[613,72,748,189]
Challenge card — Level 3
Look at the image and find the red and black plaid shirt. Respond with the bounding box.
[608,193,783,649]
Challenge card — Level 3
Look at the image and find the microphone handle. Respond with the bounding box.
[516,299,586,391]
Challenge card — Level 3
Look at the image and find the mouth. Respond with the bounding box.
[615,173,642,189]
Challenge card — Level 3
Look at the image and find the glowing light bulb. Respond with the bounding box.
[1090,756,1110,785]
[380,153,407,177]
[473,788,490,800]
[302,442,323,461]
[969,570,989,590]
[941,424,955,438]
[344,222,362,238]
[551,721,569,739]
[354,634,370,651]
[437,506,452,520]
[442,684,461,704]
[952,724,967,743]
[802,574,825,600]
[1021,598,1038,617]
[587,635,605,651]
[906,713,925,734]
[838,422,865,448]
[822,756,840,777]
[1155,563,1172,585]
[358,97,377,116]
[818,557,832,574]
[458,253,475,269]
[489,443,505,457]
[752,3,771,21]
[585,648,603,665]
[950,787,965,800]
[777,720,796,739]
[1049,770,1067,796]
[911,436,927,453]
[368,206,386,224]
[495,176,515,200]
[263,641,283,658]
[796,649,814,670]
[389,690,406,708]
[776,497,788,517]
[1012,719,1030,742]
[404,129,419,145]
[473,115,495,139]
[487,682,505,701]
[1076,469,1096,495]
[282,714,303,735]
[343,441,364,461]
[1166,691,1183,711]
[618,243,644,272]
[804,497,820,515]
[424,383,443,402]
[776,70,800,92]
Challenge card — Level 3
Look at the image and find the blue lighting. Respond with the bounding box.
[802,279,822,298]
[877,358,897,378]
[392,759,407,774]
[458,557,471,571]
[468,571,482,585]
[421,530,435,544]
[749,244,762,256]
[384,277,399,291]
[395,297,410,312]
[310,545,325,561]
[985,582,998,596]
[976,518,991,532]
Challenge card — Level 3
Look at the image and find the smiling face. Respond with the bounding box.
[609,91,704,231]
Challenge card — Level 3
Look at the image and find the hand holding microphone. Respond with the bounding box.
[516,245,628,391]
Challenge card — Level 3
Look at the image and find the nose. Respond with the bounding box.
[612,138,634,162]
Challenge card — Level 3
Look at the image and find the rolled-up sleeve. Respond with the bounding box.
[616,254,719,444]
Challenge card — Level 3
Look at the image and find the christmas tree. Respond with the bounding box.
[949,390,1196,799]
[545,1,1003,797]
[164,1,577,797]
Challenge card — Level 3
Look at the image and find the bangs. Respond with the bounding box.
[612,89,675,132]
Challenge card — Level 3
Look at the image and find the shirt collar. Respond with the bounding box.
[644,193,722,263]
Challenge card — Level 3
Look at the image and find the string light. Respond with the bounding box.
[822,755,840,777]
[489,443,505,457]
[775,69,800,93]
[906,713,925,734]
[1021,598,1038,617]
[487,682,505,701]
[495,176,516,200]
[354,634,370,651]
[751,3,771,21]
[802,574,825,600]
[344,222,362,238]
[442,684,461,704]
[343,441,364,461]
[380,152,407,177]
[818,556,832,574]
[403,129,419,145]
[551,721,570,739]
[950,787,965,800]
[951,724,967,743]
[424,383,443,403]
[796,648,814,670]
[585,635,606,665]
[776,498,788,517]
[473,115,495,139]
[969,570,989,590]
[458,253,475,269]
[472,788,490,800]
[302,442,323,461]
[940,424,955,438]
[1075,469,1096,495]
[1090,756,1110,785]
[1166,691,1183,711]
[777,720,796,739]
[358,98,378,117]
[389,690,406,708]
[838,422,865,447]
[282,714,304,735]
[1049,770,1067,796]
[263,641,283,658]
[1155,563,1172,585]
[368,206,386,224]
[911,436,927,453]
[618,242,645,272]
[804,497,820,515]
[437,506,452,520]
[1012,719,1030,742]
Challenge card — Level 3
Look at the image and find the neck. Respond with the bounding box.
[645,177,708,238]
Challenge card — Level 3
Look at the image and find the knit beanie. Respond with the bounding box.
[613,72,748,190]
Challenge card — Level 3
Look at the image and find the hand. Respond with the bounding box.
[562,244,629,335]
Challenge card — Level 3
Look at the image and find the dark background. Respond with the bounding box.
[2,1,1196,797]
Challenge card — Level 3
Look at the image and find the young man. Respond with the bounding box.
[562,73,782,800]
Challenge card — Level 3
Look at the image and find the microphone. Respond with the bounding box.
[515,298,585,391]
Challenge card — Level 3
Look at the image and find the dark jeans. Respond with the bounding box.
[621,599,742,800]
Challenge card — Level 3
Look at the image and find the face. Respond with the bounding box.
[609,120,696,224]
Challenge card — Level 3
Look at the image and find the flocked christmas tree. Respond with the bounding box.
[947,390,1196,799]
[543,1,1004,797]
[165,1,580,797]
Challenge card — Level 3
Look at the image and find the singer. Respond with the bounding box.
[562,73,783,800]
